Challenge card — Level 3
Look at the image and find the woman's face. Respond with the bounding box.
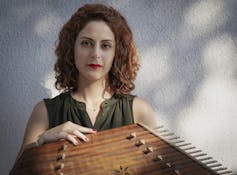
[74,20,115,83]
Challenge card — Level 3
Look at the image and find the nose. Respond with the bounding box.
[91,44,101,59]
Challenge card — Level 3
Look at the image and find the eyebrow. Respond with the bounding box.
[79,36,114,42]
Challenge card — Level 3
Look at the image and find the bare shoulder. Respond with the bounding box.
[28,101,48,126]
[31,100,47,115]
[133,97,159,128]
[15,101,49,161]
[23,100,49,147]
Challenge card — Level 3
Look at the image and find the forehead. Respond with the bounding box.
[78,21,115,41]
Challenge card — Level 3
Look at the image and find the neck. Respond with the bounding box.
[73,77,113,104]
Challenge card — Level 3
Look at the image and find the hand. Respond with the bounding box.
[37,121,96,146]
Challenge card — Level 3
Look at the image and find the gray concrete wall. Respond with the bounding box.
[1,0,237,174]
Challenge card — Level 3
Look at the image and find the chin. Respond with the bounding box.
[83,74,107,82]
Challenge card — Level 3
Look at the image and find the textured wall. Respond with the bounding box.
[0,0,237,174]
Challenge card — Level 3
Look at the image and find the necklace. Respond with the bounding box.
[73,95,103,112]
[87,105,101,112]
[71,92,111,112]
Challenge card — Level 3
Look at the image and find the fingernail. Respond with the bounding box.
[93,128,97,132]
[84,137,89,142]
[74,141,78,145]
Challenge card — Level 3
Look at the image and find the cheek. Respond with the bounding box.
[105,50,115,65]
[105,58,114,71]
[74,49,88,63]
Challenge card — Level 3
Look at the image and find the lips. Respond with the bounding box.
[88,64,102,69]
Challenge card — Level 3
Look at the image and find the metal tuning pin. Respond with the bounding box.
[187,149,202,154]
[168,136,180,141]
[209,164,222,168]
[157,129,169,133]
[171,140,185,144]
[192,153,207,158]
[57,153,66,161]
[154,125,169,133]
[55,163,65,171]
[219,170,233,175]
[204,160,218,165]
[176,143,192,147]
[135,139,146,147]
[144,147,153,154]
[154,125,164,130]
[198,157,213,161]
[160,132,175,137]
[127,132,136,139]
[213,167,228,172]
[182,146,196,151]
[58,144,68,152]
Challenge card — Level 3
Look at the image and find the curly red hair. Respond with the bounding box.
[55,4,139,94]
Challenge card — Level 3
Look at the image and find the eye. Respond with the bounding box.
[81,40,93,47]
[101,43,112,49]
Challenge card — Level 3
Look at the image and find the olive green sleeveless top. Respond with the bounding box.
[44,92,135,131]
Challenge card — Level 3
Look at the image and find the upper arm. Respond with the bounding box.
[22,100,49,148]
[133,97,159,129]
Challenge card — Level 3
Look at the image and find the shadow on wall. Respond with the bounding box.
[134,0,237,171]
[0,1,64,175]
[134,0,237,126]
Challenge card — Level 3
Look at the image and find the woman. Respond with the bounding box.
[18,3,158,157]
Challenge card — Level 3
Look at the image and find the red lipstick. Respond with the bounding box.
[88,64,102,69]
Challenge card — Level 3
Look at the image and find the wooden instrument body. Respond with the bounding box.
[10,124,224,175]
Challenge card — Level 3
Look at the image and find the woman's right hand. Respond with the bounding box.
[37,121,96,146]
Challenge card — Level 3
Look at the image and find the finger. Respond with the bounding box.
[58,132,78,145]
[72,123,97,133]
[71,129,89,142]
[65,134,79,145]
